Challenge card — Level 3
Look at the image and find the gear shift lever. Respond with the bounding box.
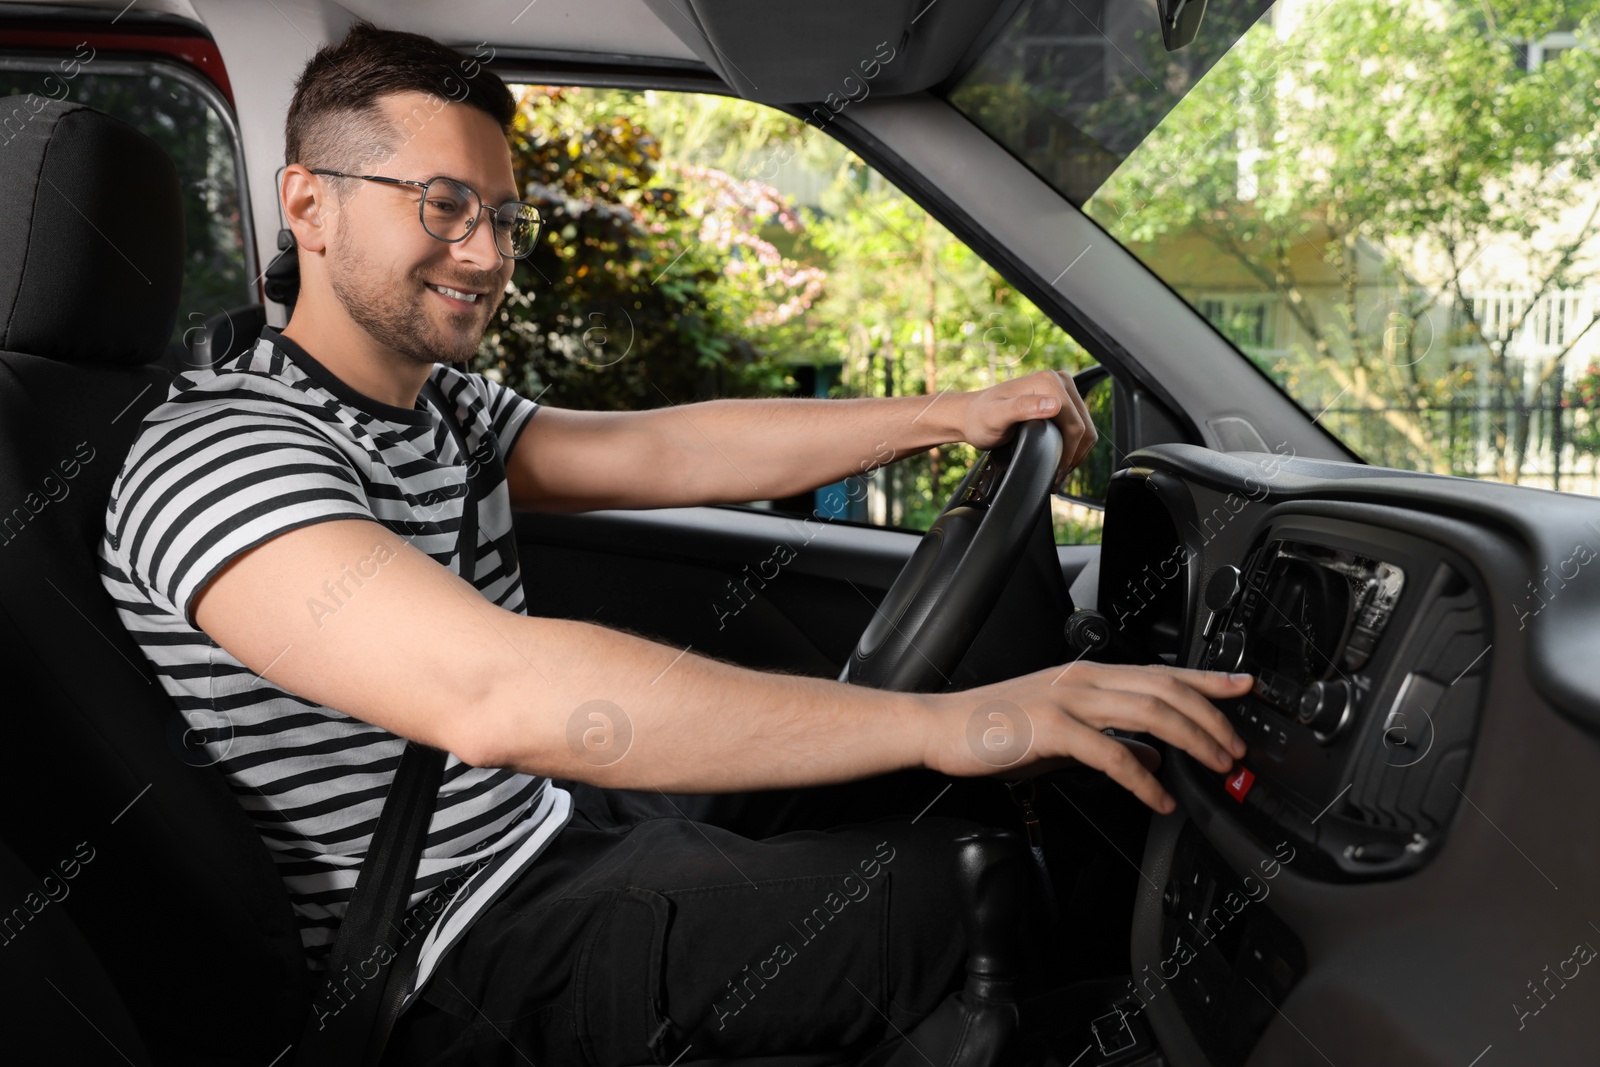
[863,828,1029,1067]
[954,828,1029,988]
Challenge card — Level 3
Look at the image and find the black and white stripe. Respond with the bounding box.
[98,326,571,1001]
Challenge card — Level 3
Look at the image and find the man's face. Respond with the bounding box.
[323,91,520,367]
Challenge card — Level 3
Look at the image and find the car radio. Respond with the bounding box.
[1203,539,1405,743]
[1177,516,1492,882]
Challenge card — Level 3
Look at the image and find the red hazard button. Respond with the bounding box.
[1224,766,1255,803]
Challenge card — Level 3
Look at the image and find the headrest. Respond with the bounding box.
[0,96,183,367]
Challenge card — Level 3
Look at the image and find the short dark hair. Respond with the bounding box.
[284,20,516,173]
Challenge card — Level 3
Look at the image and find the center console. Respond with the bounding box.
[1096,462,1498,1067]
[1191,515,1491,880]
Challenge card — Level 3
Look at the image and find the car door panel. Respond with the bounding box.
[513,506,1097,678]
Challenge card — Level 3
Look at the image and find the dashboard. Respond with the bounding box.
[1092,444,1600,1067]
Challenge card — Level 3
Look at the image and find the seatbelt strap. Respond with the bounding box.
[293,377,483,1067]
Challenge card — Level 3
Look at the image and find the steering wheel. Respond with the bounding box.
[840,418,1063,693]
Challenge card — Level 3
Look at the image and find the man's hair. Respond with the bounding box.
[284,20,516,174]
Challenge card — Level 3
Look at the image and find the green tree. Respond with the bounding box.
[479,86,795,411]
[480,85,1097,536]
[1087,0,1600,483]
[1567,360,1600,478]
[805,180,1091,526]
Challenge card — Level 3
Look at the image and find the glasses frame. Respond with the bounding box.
[307,168,542,260]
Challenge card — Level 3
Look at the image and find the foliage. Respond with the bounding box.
[801,171,1094,528]
[1085,0,1600,484]
[477,85,1097,537]
[1568,361,1600,455]
[480,86,793,411]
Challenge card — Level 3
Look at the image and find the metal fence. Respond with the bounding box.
[1319,389,1600,495]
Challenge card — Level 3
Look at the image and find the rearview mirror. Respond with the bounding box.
[1157,0,1209,51]
[1058,364,1114,506]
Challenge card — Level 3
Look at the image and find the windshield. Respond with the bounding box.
[951,0,1600,495]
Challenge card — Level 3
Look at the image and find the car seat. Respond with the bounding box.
[0,94,1033,1067]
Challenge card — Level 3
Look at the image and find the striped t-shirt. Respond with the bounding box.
[97,325,572,1010]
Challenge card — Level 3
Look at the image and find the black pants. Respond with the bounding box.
[387,769,1027,1066]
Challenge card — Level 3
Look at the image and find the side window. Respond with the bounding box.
[0,53,254,350]
[486,85,1106,545]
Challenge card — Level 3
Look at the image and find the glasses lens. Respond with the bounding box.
[420,177,479,242]
[493,203,541,258]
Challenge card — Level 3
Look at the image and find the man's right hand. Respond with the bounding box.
[921,663,1254,814]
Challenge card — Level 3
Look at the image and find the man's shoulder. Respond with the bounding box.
[428,362,500,407]
[134,337,341,448]
[427,364,542,457]
[110,337,364,516]
[429,361,539,401]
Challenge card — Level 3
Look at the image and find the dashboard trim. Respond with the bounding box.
[1113,444,1600,1066]
[1123,444,1600,738]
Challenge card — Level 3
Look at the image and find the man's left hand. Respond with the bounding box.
[959,369,1098,491]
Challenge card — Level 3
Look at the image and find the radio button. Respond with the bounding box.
[1208,629,1246,672]
[1298,679,1354,739]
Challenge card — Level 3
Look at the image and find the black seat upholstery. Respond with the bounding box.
[187,303,270,370]
[0,836,152,1065]
[0,96,308,1064]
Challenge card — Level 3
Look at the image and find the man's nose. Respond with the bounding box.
[454,208,504,271]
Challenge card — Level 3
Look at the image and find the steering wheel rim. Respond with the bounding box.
[840,418,1064,693]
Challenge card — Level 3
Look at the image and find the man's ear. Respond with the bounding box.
[282,164,334,254]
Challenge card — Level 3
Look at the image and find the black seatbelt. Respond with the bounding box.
[293,377,484,1067]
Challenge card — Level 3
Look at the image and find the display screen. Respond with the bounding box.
[1245,556,1353,688]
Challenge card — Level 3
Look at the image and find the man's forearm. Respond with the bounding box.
[514,371,1087,512]
[469,612,935,791]
[641,393,972,505]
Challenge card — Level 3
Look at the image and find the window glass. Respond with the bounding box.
[0,54,253,348]
[950,0,1600,497]
[947,0,1272,205]
[489,85,1104,543]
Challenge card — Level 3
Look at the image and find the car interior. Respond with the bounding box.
[2,1,1598,1065]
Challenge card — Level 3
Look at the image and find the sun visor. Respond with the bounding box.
[643,0,1022,104]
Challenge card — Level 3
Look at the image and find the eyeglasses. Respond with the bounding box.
[308,169,542,259]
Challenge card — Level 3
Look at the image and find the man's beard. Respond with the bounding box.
[328,226,503,368]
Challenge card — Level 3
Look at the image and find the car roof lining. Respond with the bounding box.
[7,0,1035,107]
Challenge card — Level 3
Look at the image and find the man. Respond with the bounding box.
[99,21,1251,1065]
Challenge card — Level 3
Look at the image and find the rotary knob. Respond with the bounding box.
[1064,608,1111,656]
[1207,629,1246,672]
[1298,679,1352,739]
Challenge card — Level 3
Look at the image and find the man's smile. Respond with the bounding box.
[425,282,483,307]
